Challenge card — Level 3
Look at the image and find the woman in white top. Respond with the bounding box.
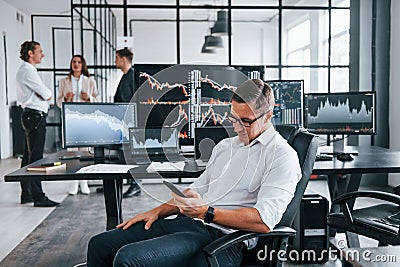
[57,55,99,106]
[57,55,100,195]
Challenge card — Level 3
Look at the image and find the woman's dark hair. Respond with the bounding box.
[116,48,133,63]
[68,55,90,79]
[19,41,40,62]
[231,79,275,113]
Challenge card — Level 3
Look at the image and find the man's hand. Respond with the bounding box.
[116,209,160,231]
[64,91,74,102]
[172,189,208,220]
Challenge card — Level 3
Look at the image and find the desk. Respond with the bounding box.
[313,146,400,246]
[130,146,400,208]
[313,146,400,210]
[4,150,131,230]
[5,150,205,230]
[6,146,400,232]
[128,160,204,180]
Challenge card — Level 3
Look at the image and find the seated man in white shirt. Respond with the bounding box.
[87,79,302,267]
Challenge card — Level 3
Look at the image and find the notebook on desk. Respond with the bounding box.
[129,127,186,164]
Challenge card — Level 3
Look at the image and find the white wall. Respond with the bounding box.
[30,16,72,96]
[0,0,30,158]
[389,0,400,186]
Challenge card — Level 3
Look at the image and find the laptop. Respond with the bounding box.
[194,126,236,166]
[129,127,186,164]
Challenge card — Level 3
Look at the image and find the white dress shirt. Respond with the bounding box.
[190,126,301,247]
[71,75,82,102]
[16,61,52,113]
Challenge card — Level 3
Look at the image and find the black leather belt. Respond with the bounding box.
[23,107,47,117]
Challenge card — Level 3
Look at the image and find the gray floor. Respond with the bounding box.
[0,157,70,262]
[0,183,172,267]
[0,156,393,266]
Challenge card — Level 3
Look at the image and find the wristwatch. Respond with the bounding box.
[204,206,215,223]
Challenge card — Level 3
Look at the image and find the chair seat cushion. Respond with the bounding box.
[327,204,400,244]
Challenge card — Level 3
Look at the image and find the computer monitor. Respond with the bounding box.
[135,64,248,145]
[62,102,137,151]
[267,80,304,126]
[194,126,237,160]
[303,91,376,135]
[138,103,191,144]
[129,127,180,156]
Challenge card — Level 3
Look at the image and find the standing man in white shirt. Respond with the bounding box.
[16,40,60,207]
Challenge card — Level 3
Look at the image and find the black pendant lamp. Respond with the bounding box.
[201,41,216,53]
[211,10,228,36]
[203,32,223,49]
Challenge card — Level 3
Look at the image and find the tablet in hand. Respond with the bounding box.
[163,180,188,198]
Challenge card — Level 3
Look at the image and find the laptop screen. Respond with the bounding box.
[129,127,180,156]
[194,126,236,160]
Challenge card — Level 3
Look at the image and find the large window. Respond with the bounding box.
[68,0,350,95]
[286,20,311,65]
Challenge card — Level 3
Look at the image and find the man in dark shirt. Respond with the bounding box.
[114,48,139,103]
[114,48,141,198]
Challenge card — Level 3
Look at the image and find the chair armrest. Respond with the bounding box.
[331,191,400,226]
[333,191,400,205]
[203,226,296,256]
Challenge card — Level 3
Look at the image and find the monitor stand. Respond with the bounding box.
[333,135,345,155]
[79,147,121,163]
[94,147,105,164]
[319,135,358,156]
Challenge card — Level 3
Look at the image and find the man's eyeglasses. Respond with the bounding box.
[226,112,267,128]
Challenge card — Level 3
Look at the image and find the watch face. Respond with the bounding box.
[205,206,215,223]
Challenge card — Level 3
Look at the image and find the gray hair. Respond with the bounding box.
[231,79,275,113]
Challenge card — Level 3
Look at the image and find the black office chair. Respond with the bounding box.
[274,125,296,140]
[327,190,400,246]
[203,126,319,267]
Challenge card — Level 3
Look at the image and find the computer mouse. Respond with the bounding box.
[336,153,354,162]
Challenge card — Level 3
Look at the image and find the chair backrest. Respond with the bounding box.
[275,126,319,227]
[242,126,319,266]
[275,125,296,140]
